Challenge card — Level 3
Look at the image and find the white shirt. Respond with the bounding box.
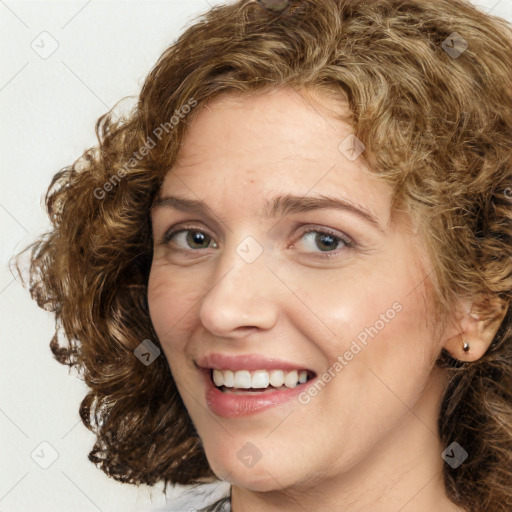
[146,480,232,512]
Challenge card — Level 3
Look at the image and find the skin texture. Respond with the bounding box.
[148,87,475,512]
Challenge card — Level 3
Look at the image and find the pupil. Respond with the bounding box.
[317,233,336,251]
[188,231,208,248]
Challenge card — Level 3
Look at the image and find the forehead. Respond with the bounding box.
[174,87,356,171]
[158,86,398,230]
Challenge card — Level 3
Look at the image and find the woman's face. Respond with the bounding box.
[148,87,448,493]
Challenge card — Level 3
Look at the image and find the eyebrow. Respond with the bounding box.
[152,193,384,232]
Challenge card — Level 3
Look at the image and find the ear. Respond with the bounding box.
[442,296,509,362]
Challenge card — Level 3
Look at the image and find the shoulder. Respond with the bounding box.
[143,480,231,512]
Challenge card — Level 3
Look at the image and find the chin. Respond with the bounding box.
[206,451,298,492]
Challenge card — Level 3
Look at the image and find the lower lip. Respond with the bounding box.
[202,370,317,418]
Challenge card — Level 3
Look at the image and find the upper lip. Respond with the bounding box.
[196,353,317,374]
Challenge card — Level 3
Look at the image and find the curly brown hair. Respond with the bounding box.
[13,0,512,510]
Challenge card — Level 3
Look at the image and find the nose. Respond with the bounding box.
[198,242,281,337]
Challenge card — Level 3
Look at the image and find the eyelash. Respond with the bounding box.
[161,224,355,259]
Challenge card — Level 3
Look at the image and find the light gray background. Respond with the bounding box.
[1,1,511,511]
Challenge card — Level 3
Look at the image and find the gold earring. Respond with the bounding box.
[463,340,470,352]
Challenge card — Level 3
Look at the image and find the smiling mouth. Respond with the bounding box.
[210,368,316,394]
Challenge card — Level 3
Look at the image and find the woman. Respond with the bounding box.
[15,0,512,510]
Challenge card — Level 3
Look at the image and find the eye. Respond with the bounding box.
[160,224,355,259]
[295,227,354,258]
[162,227,218,251]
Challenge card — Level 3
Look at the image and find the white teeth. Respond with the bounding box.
[251,370,270,388]
[269,370,284,387]
[284,370,298,388]
[211,369,311,389]
[233,370,252,389]
[212,369,224,387]
[223,370,235,387]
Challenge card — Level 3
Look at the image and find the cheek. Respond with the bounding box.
[284,275,436,464]
[287,249,437,390]
[147,264,202,355]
